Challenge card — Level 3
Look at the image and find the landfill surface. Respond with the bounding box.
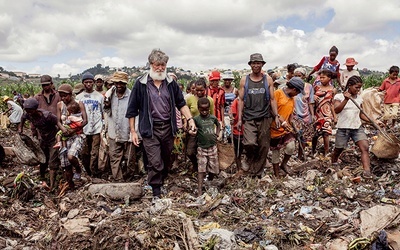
[1,126,400,250]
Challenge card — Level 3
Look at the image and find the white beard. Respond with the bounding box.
[149,67,167,81]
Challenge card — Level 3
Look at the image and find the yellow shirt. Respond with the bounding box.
[271,89,295,138]
[186,95,215,117]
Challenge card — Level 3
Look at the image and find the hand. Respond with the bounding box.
[236,120,242,131]
[130,131,140,146]
[188,119,197,132]
[343,91,351,100]
[281,120,290,130]
[104,98,111,109]
[188,127,197,136]
[182,120,188,132]
[220,120,225,130]
[275,116,281,128]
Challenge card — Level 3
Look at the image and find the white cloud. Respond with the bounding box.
[0,0,399,75]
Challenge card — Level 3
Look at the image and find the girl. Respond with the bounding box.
[308,46,340,86]
[312,69,336,157]
[331,76,382,179]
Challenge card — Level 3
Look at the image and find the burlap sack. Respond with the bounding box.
[217,142,235,170]
[14,134,46,165]
[0,113,9,129]
[371,133,400,159]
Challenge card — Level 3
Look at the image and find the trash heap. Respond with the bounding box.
[1,129,400,249]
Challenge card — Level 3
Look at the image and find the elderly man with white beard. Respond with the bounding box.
[126,49,196,202]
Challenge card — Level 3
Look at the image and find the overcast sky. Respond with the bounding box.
[1,0,399,77]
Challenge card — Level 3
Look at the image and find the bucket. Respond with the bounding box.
[371,132,400,159]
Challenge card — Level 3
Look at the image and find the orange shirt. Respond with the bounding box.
[271,89,295,138]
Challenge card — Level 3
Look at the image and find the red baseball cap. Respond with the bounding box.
[209,71,221,81]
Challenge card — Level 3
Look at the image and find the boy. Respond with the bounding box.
[340,58,360,90]
[378,65,400,127]
[192,97,221,195]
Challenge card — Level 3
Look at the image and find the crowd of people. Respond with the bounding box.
[2,47,400,200]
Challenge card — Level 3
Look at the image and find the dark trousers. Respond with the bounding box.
[233,134,244,159]
[40,141,60,178]
[108,139,136,181]
[142,123,173,196]
[81,134,101,176]
[242,117,272,176]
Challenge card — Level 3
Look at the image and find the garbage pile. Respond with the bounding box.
[1,129,400,249]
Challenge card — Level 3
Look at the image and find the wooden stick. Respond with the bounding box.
[349,97,394,142]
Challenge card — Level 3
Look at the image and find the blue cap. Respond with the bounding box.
[82,72,94,82]
[23,98,39,110]
[288,77,305,95]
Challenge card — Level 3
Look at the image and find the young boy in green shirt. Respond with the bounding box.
[192,97,221,195]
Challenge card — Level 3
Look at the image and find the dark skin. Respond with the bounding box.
[95,79,104,92]
[272,87,301,177]
[17,109,41,138]
[307,51,338,81]
[331,82,383,175]
[311,73,337,156]
[104,81,127,108]
[237,61,280,130]
[378,71,399,127]
[209,79,225,128]
[56,91,88,188]
[41,83,54,102]
[222,79,235,93]
[294,72,315,160]
[196,102,221,196]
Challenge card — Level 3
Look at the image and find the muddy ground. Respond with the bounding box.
[1,126,400,250]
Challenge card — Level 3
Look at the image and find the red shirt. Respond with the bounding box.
[230,98,243,136]
[207,86,225,121]
[379,77,400,104]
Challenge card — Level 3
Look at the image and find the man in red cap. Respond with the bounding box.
[207,70,225,138]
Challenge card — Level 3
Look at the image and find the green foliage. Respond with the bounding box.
[0,80,42,97]
[232,71,241,89]
[361,74,386,89]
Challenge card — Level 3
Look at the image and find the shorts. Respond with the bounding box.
[271,140,296,164]
[383,103,399,120]
[60,134,85,168]
[197,145,219,174]
[334,127,367,149]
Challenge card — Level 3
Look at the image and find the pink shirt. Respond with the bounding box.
[379,77,400,104]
